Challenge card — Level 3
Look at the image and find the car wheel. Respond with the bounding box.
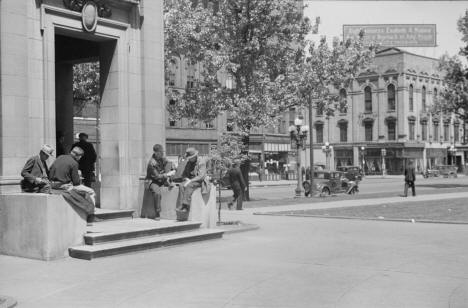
[321,187,330,196]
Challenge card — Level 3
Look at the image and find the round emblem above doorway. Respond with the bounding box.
[82,2,98,32]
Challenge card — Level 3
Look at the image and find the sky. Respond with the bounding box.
[303,1,468,59]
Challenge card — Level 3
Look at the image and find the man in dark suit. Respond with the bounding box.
[20,145,54,193]
[403,160,416,197]
[227,160,246,210]
[72,132,97,187]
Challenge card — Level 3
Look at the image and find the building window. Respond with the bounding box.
[364,86,372,113]
[454,123,460,142]
[409,84,414,112]
[388,120,396,140]
[433,121,439,141]
[168,59,177,86]
[186,60,196,89]
[315,124,324,143]
[364,122,373,141]
[422,86,426,112]
[444,122,450,141]
[387,84,395,111]
[339,122,348,142]
[409,120,415,141]
[433,88,438,105]
[316,103,323,116]
[339,89,347,114]
[421,120,428,141]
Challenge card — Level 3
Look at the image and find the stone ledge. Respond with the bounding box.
[0,193,87,260]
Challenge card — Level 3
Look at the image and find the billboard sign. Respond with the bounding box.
[343,24,437,47]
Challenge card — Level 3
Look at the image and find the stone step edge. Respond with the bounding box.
[84,221,203,245]
[69,229,224,260]
[94,209,135,220]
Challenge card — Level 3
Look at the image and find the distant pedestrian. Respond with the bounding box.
[403,161,416,197]
[227,161,246,210]
[72,133,97,187]
[56,131,66,157]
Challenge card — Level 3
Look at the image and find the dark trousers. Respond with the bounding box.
[148,183,163,216]
[20,179,50,194]
[404,180,416,196]
[231,182,244,210]
[81,171,93,188]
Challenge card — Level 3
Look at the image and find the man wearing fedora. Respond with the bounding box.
[20,145,54,193]
[176,147,208,221]
[72,132,97,187]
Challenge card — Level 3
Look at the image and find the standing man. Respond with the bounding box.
[176,147,208,221]
[20,145,54,193]
[49,147,96,219]
[72,132,97,187]
[141,144,175,220]
[227,160,246,210]
[403,160,416,197]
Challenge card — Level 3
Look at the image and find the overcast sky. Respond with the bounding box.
[304,1,468,59]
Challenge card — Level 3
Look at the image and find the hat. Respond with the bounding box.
[40,144,54,156]
[185,147,199,159]
[153,144,164,152]
[78,132,88,138]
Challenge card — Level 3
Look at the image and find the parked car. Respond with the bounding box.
[422,168,440,178]
[303,170,359,197]
[434,165,458,178]
[336,166,363,181]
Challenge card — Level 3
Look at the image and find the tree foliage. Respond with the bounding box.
[435,10,468,124]
[73,62,100,116]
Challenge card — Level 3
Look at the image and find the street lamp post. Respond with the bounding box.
[289,116,309,198]
[360,146,366,176]
[448,145,456,166]
[381,148,387,178]
[321,142,333,170]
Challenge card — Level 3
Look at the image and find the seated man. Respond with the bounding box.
[20,145,54,193]
[141,144,175,220]
[49,146,96,220]
[176,147,209,221]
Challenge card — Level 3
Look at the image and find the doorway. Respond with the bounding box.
[54,32,116,206]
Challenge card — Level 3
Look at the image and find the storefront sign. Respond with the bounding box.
[426,148,447,158]
[264,143,291,152]
[343,24,437,47]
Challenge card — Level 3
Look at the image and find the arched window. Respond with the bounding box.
[420,118,428,141]
[433,88,438,103]
[387,84,395,111]
[409,85,414,111]
[339,89,347,114]
[408,116,416,141]
[422,86,426,112]
[364,86,372,113]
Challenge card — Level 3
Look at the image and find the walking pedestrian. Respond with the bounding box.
[403,160,416,197]
[227,160,246,210]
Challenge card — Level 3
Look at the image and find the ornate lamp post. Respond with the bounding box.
[360,146,366,176]
[381,148,387,177]
[289,116,309,197]
[321,142,333,170]
[448,145,456,166]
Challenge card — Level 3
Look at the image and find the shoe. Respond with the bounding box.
[227,203,233,210]
[236,208,243,211]
[154,217,160,221]
[87,215,104,223]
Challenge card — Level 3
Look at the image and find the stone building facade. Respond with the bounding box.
[304,47,467,175]
[0,0,165,209]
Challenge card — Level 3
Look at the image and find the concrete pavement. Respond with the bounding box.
[1,190,468,307]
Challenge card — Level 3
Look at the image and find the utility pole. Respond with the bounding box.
[308,95,314,196]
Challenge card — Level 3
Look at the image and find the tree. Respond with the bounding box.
[164,0,315,199]
[435,10,468,143]
[73,62,100,116]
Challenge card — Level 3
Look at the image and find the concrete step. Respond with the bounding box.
[94,208,134,220]
[69,228,224,260]
[84,219,202,244]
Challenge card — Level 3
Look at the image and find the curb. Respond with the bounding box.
[216,221,260,234]
[254,212,468,225]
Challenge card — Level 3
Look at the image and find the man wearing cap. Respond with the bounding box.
[176,147,208,221]
[72,132,97,187]
[20,145,54,193]
[49,146,96,218]
[141,144,175,220]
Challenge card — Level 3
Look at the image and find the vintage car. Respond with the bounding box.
[336,165,363,181]
[434,165,458,178]
[422,168,440,178]
[303,170,359,197]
